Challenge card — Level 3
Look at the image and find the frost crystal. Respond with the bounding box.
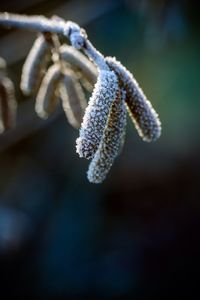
[87,89,127,184]
[76,70,118,159]
[59,70,87,129]
[35,64,62,119]
[20,34,51,96]
[106,57,161,142]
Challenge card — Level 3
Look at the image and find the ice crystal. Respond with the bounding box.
[87,89,127,183]
[106,57,161,142]
[76,70,118,159]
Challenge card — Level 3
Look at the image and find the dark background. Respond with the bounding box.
[0,0,200,299]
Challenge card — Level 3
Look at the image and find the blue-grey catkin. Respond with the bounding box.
[59,70,87,129]
[106,57,161,142]
[20,34,51,96]
[87,89,127,184]
[76,70,118,159]
[0,77,17,133]
[35,64,62,119]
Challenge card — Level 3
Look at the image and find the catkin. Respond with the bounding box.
[59,70,87,129]
[87,89,127,184]
[0,77,17,133]
[76,70,118,159]
[0,57,6,71]
[35,64,62,119]
[59,45,98,90]
[106,57,161,142]
[20,34,51,96]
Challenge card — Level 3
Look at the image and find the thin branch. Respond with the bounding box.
[0,12,108,70]
[0,13,74,37]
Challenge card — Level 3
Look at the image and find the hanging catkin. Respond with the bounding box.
[20,34,51,96]
[60,45,98,89]
[59,70,87,128]
[35,64,62,119]
[106,57,161,142]
[0,77,17,132]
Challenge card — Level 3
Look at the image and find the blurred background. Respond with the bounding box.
[0,0,200,299]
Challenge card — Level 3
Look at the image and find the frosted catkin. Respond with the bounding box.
[59,71,87,129]
[76,70,118,159]
[35,64,62,119]
[87,89,127,184]
[20,34,51,96]
[0,77,17,132]
[106,57,161,142]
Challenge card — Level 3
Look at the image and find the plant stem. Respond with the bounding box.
[0,12,108,70]
[0,13,72,36]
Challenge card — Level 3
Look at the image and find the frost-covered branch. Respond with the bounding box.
[0,12,162,183]
[0,13,108,70]
[0,13,77,39]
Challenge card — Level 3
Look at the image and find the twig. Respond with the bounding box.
[0,13,108,70]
